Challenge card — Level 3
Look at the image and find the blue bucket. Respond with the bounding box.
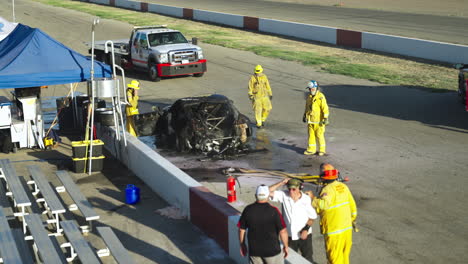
[125,184,140,204]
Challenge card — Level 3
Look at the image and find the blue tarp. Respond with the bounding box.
[0,24,112,89]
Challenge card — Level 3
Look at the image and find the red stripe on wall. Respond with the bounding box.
[337,29,362,48]
[141,2,148,12]
[183,8,193,19]
[110,0,115,6]
[190,186,239,253]
[244,16,259,31]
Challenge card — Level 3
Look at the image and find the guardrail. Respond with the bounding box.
[82,0,468,64]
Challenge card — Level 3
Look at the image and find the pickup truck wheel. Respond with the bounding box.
[193,73,204,78]
[148,64,161,82]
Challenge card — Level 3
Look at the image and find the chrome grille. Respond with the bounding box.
[169,49,197,64]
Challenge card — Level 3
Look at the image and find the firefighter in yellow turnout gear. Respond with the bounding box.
[248,65,272,128]
[126,80,140,137]
[308,164,357,264]
[303,80,329,156]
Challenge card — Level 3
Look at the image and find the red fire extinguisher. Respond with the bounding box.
[227,175,237,203]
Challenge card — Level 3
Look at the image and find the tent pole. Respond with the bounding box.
[88,17,100,175]
[12,0,15,23]
[70,84,78,129]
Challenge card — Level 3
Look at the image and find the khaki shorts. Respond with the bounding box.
[249,252,284,264]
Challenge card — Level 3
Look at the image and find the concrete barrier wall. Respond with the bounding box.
[81,0,468,64]
[114,0,140,10]
[90,0,110,5]
[190,186,239,253]
[147,3,183,18]
[363,32,468,64]
[260,18,337,45]
[194,10,244,28]
[228,215,248,264]
[99,126,201,217]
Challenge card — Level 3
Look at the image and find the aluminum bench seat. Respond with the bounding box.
[27,165,67,235]
[0,207,23,264]
[60,220,100,263]
[55,170,100,233]
[24,214,67,264]
[97,226,134,264]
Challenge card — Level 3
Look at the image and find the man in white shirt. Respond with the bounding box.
[269,178,318,263]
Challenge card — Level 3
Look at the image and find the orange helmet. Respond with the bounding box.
[320,163,338,180]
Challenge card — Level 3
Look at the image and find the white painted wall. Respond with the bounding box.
[114,0,140,11]
[147,3,183,18]
[363,32,468,64]
[228,215,248,264]
[194,10,244,28]
[90,0,110,5]
[260,18,337,45]
[99,126,201,218]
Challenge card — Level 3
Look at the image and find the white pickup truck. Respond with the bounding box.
[90,26,207,81]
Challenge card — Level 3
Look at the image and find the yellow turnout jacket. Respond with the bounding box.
[304,90,329,124]
[248,73,272,100]
[312,181,357,236]
[126,89,139,116]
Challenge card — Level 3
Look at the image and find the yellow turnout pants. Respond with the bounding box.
[307,123,326,153]
[325,229,352,264]
[252,97,272,126]
[126,115,137,137]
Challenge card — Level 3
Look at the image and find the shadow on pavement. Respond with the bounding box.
[321,84,468,131]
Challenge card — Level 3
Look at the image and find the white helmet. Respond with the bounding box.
[307,80,318,89]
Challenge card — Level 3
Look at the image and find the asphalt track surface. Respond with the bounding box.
[145,0,468,45]
[3,0,468,263]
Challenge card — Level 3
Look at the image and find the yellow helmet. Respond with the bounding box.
[127,80,140,90]
[254,65,263,74]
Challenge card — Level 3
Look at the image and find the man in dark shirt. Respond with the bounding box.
[238,185,289,264]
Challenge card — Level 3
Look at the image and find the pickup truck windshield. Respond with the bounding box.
[148,32,188,47]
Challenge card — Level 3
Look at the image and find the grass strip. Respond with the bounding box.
[33,0,458,92]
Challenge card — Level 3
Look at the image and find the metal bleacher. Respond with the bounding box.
[0,159,133,263]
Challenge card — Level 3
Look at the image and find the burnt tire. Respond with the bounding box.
[193,72,204,78]
[148,63,161,82]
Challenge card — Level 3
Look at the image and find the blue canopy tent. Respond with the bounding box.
[0,24,112,89]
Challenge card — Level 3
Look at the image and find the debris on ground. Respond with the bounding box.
[155,206,186,220]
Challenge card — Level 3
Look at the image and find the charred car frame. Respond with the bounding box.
[155,94,252,155]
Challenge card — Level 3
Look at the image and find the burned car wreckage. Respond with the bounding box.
[135,95,252,155]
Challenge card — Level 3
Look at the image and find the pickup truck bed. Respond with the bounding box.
[92,39,129,55]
